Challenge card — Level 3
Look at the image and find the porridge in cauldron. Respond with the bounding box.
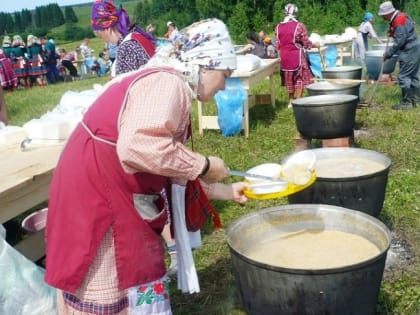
[246,229,380,269]
[315,157,385,178]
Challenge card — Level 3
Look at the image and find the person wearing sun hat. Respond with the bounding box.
[91,0,156,77]
[378,1,420,110]
[45,18,246,315]
[355,12,382,62]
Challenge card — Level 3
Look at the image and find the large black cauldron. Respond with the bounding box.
[227,204,391,315]
[292,94,358,139]
[288,148,392,217]
[321,65,362,80]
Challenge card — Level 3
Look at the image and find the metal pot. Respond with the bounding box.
[227,204,391,315]
[288,148,392,217]
[292,95,358,139]
[307,81,360,98]
[371,42,393,51]
[321,65,362,80]
[365,50,398,80]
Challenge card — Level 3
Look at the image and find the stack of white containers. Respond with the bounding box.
[0,84,103,146]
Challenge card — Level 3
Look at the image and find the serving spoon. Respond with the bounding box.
[229,169,286,183]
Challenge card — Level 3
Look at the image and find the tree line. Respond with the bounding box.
[132,0,420,43]
[0,3,83,42]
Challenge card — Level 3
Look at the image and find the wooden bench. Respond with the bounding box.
[0,142,64,261]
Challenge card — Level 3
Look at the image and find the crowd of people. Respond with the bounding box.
[0,34,116,91]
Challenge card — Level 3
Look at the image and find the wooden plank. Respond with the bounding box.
[201,116,220,129]
[0,171,53,223]
[0,142,64,223]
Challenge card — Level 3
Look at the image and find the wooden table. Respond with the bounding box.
[197,58,279,138]
[0,142,64,261]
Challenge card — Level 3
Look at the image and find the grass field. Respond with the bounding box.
[4,64,419,314]
[3,2,418,313]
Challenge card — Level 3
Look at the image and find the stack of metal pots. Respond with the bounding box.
[227,147,393,314]
[292,65,362,140]
[225,63,394,315]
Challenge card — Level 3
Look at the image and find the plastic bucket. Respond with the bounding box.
[21,208,48,234]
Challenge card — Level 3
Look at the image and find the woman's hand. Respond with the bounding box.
[200,156,229,184]
[208,182,248,204]
[230,182,248,203]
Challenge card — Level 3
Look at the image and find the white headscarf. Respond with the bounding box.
[283,3,298,22]
[145,18,237,97]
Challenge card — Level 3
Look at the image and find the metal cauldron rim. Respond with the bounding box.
[306,147,392,181]
[307,81,361,90]
[292,94,358,106]
[322,65,363,72]
[226,203,392,275]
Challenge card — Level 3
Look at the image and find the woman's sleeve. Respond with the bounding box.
[368,24,380,40]
[117,72,205,180]
[296,23,314,50]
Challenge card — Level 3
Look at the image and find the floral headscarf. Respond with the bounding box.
[172,18,236,71]
[144,18,237,97]
[91,0,130,36]
[283,3,298,22]
[285,3,298,16]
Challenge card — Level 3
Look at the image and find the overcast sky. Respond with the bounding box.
[1,0,92,13]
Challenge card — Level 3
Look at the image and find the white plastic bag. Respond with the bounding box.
[0,225,57,314]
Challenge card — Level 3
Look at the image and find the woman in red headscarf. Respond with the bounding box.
[91,0,155,78]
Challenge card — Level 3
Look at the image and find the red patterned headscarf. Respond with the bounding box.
[91,0,130,36]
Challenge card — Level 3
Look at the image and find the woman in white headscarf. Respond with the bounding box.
[275,3,320,150]
[45,18,246,315]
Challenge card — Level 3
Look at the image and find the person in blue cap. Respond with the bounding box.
[355,12,382,62]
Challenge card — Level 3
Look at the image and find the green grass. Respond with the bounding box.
[4,69,419,314]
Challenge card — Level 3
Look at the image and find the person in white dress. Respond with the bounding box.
[355,12,382,62]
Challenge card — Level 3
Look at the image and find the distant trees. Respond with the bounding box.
[34,4,65,29]
[131,0,419,43]
[64,7,78,24]
[0,3,64,37]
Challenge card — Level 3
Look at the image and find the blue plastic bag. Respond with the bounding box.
[308,53,323,78]
[214,78,246,137]
[325,45,338,67]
